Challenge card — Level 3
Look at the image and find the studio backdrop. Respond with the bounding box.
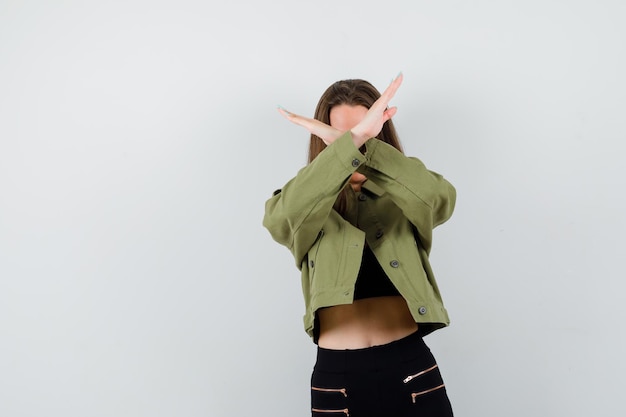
[1,1,624,416]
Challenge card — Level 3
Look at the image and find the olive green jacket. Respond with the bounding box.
[263,131,456,340]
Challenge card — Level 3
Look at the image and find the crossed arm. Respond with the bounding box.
[277,73,404,147]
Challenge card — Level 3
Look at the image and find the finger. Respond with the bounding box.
[368,74,402,114]
[383,106,398,122]
[278,106,326,136]
[381,72,403,103]
[277,106,295,119]
[278,107,311,129]
[384,75,402,101]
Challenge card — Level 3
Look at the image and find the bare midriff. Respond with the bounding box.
[317,295,418,349]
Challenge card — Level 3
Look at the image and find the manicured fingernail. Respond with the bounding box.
[390,72,402,84]
[277,105,290,114]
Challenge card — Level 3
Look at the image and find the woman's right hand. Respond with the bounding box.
[277,107,343,146]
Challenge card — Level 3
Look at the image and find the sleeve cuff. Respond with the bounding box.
[331,131,366,171]
[363,137,417,179]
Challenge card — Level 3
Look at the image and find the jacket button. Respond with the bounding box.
[390,260,399,268]
[375,229,384,239]
[358,194,367,201]
[310,260,314,268]
[351,158,360,167]
[418,306,427,315]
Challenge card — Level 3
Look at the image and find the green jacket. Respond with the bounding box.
[263,131,456,340]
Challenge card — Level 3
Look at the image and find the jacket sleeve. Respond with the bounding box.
[263,132,365,267]
[359,137,456,254]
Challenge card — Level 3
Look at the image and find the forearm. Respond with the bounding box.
[360,138,456,251]
[263,132,365,261]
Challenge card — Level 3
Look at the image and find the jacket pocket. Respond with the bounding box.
[307,229,324,281]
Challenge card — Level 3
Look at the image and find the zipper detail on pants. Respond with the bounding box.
[311,387,347,397]
[311,407,350,415]
[402,364,439,384]
[411,383,445,403]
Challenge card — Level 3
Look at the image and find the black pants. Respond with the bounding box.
[311,331,453,417]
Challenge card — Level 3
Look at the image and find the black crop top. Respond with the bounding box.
[353,244,401,300]
[312,244,402,343]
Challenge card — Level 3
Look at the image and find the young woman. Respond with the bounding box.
[263,73,456,417]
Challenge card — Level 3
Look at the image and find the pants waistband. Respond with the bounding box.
[314,330,429,373]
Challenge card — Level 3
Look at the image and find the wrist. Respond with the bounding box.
[350,128,368,148]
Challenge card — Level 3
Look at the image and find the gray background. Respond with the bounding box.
[1,0,625,415]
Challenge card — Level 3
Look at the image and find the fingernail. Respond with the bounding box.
[277,105,291,114]
[390,72,402,84]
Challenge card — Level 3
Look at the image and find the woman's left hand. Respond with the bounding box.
[349,73,403,148]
